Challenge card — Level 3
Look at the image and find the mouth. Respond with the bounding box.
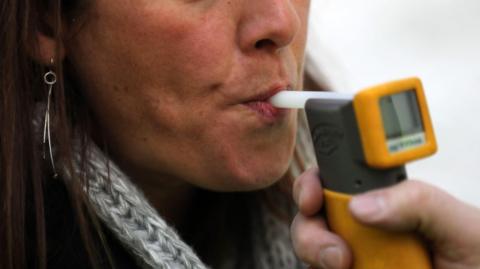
[242,85,291,122]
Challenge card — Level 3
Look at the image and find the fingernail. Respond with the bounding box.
[318,246,342,269]
[350,194,385,220]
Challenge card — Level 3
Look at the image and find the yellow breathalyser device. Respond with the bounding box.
[270,77,437,269]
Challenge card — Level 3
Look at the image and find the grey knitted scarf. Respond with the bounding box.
[65,141,305,269]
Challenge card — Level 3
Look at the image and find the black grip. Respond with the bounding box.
[305,99,406,194]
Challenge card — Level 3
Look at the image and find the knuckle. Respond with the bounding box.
[290,214,307,244]
[404,180,434,206]
[290,216,313,256]
[290,214,301,241]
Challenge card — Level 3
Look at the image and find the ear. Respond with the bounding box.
[31,31,66,65]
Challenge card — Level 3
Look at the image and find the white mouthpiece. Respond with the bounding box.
[268,91,354,109]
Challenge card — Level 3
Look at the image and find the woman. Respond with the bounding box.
[1,0,480,268]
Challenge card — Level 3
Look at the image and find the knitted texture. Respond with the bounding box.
[65,141,305,269]
[72,143,208,269]
[250,200,306,269]
[34,103,310,269]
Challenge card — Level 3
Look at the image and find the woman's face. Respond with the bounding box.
[67,0,311,191]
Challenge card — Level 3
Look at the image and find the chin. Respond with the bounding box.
[211,158,292,192]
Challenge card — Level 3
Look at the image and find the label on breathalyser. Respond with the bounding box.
[387,132,426,153]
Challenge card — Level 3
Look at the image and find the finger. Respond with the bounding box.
[349,180,480,263]
[291,213,352,269]
[293,167,324,216]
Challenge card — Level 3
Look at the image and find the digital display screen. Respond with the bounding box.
[380,90,425,153]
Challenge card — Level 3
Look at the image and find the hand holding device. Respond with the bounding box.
[274,78,436,269]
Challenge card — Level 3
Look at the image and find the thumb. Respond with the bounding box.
[349,180,480,265]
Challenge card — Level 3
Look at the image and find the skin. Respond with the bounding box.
[61,0,310,221]
[36,0,480,267]
[292,168,480,269]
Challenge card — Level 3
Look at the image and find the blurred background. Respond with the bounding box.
[306,0,480,206]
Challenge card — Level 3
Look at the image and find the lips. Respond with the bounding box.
[244,101,284,119]
[242,85,290,122]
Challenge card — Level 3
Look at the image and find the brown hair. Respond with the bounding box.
[0,0,318,268]
[0,0,107,268]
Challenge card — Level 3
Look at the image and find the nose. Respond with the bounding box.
[238,0,301,53]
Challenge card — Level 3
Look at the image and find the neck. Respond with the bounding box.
[138,177,197,229]
[111,156,198,230]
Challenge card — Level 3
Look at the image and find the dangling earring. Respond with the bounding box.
[43,58,58,178]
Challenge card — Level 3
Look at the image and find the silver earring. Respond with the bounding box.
[43,58,58,178]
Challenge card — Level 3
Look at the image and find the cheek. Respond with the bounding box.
[67,1,306,190]
[74,2,237,101]
[69,3,239,136]
[121,8,236,93]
